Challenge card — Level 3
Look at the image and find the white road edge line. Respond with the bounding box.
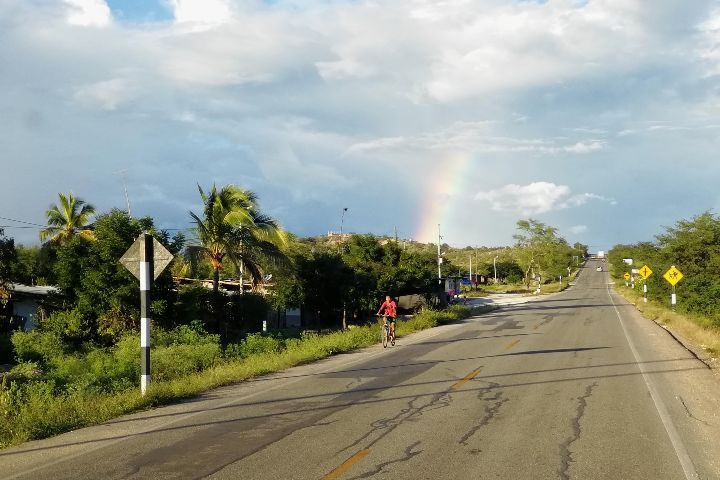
[606,282,698,480]
[5,319,468,480]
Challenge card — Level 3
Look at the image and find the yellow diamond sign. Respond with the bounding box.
[663,266,684,286]
[638,265,653,280]
[623,273,631,281]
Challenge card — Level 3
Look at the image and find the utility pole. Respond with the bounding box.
[437,224,442,285]
[394,226,398,243]
[494,255,498,284]
[340,207,348,235]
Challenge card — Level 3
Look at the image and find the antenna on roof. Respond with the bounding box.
[113,169,131,217]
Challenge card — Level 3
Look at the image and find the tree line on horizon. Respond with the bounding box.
[0,186,587,361]
[608,211,720,327]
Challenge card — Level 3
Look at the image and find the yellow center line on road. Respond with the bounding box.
[321,449,371,480]
[451,367,483,390]
[504,339,521,351]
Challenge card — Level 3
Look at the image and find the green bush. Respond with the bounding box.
[7,362,43,382]
[0,304,489,450]
[225,333,284,359]
[153,321,220,347]
[42,309,87,342]
[174,284,213,327]
[152,343,221,382]
[11,330,65,365]
[227,293,271,332]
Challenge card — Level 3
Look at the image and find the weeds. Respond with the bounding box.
[0,305,492,449]
[614,282,720,358]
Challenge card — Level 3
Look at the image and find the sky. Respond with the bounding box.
[2,0,720,252]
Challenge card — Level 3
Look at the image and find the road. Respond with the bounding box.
[3,260,720,479]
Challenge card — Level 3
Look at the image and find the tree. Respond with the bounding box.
[11,245,56,286]
[39,192,96,244]
[190,184,287,335]
[514,219,570,286]
[190,184,287,294]
[53,209,184,342]
[0,229,16,306]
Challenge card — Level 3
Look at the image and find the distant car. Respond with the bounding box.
[596,266,603,272]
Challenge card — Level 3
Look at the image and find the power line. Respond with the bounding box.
[0,216,45,228]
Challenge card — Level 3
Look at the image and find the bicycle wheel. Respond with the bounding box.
[382,325,388,348]
[390,329,395,346]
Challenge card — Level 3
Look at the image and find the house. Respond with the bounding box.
[0,284,58,331]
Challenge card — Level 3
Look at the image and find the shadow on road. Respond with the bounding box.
[0,357,705,459]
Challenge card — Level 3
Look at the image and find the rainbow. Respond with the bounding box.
[413,151,473,243]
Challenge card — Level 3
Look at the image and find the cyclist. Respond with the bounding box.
[377,295,397,340]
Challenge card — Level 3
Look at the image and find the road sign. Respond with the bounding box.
[120,236,174,280]
[638,265,653,280]
[623,273,631,281]
[663,266,684,286]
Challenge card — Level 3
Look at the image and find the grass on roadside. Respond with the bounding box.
[0,305,494,450]
[613,281,720,358]
[465,266,581,297]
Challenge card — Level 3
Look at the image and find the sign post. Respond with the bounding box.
[623,272,631,287]
[638,265,653,303]
[120,233,174,395]
[663,266,684,311]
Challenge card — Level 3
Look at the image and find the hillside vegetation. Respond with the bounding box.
[609,212,720,357]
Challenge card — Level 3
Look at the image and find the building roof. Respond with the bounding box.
[10,284,59,296]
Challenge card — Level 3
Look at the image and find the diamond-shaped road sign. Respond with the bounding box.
[638,265,653,280]
[663,266,684,286]
[120,236,174,281]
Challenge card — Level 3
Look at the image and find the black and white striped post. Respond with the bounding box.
[120,232,173,396]
[140,233,153,395]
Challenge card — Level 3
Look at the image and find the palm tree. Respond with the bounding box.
[190,184,287,296]
[39,193,96,244]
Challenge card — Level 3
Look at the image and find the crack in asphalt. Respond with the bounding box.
[538,315,555,328]
[345,377,363,390]
[558,382,598,480]
[347,441,423,479]
[337,391,453,456]
[677,395,711,426]
[458,384,508,446]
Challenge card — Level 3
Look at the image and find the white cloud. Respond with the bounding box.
[168,0,232,25]
[563,141,605,154]
[345,122,605,157]
[0,0,718,248]
[569,225,588,235]
[64,0,111,27]
[475,182,612,215]
[257,146,356,201]
[73,79,132,111]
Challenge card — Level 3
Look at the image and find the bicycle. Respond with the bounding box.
[378,315,395,348]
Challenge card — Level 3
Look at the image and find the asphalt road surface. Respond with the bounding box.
[3,260,720,479]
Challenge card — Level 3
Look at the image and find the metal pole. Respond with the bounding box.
[672,285,676,310]
[643,280,648,303]
[469,255,472,287]
[340,207,347,235]
[437,224,442,284]
[140,233,153,395]
[493,256,498,284]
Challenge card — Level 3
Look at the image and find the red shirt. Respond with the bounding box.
[378,299,397,318]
